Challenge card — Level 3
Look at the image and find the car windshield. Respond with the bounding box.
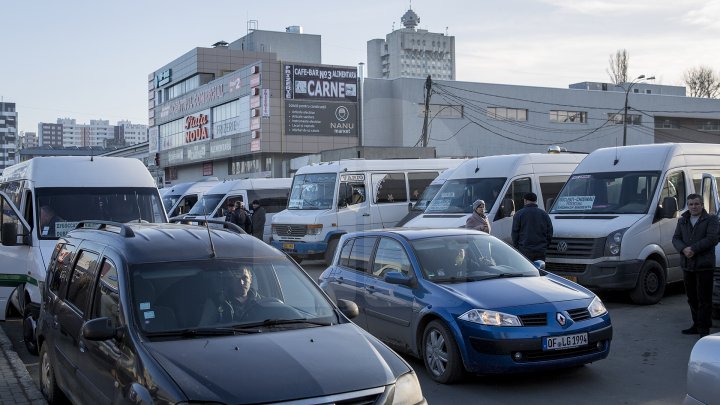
[187,193,224,216]
[426,177,506,214]
[288,173,337,210]
[412,183,442,212]
[162,194,182,213]
[550,171,660,214]
[130,257,338,336]
[410,234,539,283]
[36,187,166,239]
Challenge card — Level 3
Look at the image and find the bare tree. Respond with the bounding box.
[683,66,720,98]
[607,49,629,85]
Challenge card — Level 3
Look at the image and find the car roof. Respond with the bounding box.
[65,222,283,264]
[343,227,487,241]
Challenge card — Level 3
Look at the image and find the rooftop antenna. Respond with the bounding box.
[614,137,619,165]
[201,196,216,258]
[475,148,480,173]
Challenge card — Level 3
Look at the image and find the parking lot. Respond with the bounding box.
[1,259,714,404]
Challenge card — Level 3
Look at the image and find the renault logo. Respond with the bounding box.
[557,241,568,252]
[556,312,567,326]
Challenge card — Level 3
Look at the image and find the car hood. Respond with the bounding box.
[549,214,644,238]
[437,275,592,309]
[145,324,408,403]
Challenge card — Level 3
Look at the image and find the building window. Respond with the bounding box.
[608,113,642,125]
[549,110,587,123]
[698,120,720,131]
[487,107,527,121]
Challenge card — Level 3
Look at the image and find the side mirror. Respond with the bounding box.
[81,317,118,341]
[336,299,360,319]
[533,260,546,270]
[384,271,415,287]
[1,222,18,246]
[659,196,678,219]
[408,202,413,212]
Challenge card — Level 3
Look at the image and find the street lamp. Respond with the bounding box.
[623,74,655,146]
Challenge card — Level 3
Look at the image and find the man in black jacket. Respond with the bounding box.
[672,193,719,337]
[250,200,266,241]
[512,192,553,261]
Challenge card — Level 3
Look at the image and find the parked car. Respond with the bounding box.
[319,228,613,383]
[36,220,426,405]
[685,332,720,405]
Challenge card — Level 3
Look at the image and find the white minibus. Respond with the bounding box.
[547,143,720,305]
[271,158,462,264]
[403,152,586,244]
[183,178,292,242]
[164,177,220,218]
[395,165,462,227]
[0,156,166,353]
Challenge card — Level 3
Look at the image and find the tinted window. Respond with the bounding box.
[248,189,290,214]
[373,238,412,278]
[92,260,120,325]
[373,173,407,204]
[49,243,76,295]
[66,251,99,314]
[504,177,532,214]
[339,239,354,267]
[347,237,377,273]
[662,171,686,210]
[538,175,570,210]
[408,172,439,201]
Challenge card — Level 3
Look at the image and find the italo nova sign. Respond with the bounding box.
[185,110,210,143]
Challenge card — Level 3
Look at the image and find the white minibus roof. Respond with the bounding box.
[295,158,463,175]
[449,153,587,179]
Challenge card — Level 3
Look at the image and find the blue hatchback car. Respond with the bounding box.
[319,228,613,383]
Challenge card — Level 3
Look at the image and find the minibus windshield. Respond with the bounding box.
[188,194,225,216]
[36,187,166,239]
[550,171,661,214]
[288,173,337,210]
[426,178,506,214]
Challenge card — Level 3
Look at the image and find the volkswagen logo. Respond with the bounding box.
[557,240,568,252]
[556,312,567,326]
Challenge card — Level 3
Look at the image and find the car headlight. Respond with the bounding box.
[587,296,607,317]
[306,224,323,235]
[604,228,628,256]
[392,372,424,405]
[458,309,522,326]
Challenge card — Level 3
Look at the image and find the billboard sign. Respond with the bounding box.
[284,65,357,102]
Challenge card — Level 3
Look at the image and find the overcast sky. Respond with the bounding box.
[3,0,720,133]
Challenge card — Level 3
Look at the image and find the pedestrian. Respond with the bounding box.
[672,193,719,337]
[250,200,266,241]
[466,199,491,233]
[511,192,553,261]
[236,201,252,234]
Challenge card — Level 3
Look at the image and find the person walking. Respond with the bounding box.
[466,199,491,233]
[511,192,553,261]
[250,200,266,241]
[234,201,252,233]
[672,193,719,337]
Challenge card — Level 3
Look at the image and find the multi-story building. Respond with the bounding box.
[0,102,18,170]
[117,120,148,145]
[149,27,359,184]
[38,118,146,148]
[367,7,455,80]
[38,122,63,147]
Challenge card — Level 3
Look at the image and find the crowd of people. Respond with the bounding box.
[224,200,266,241]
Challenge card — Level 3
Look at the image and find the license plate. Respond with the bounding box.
[560,275,577,282]
[543,332,588,350]
[282,243,295,250]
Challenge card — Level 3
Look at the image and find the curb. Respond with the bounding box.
[0,324,46,404]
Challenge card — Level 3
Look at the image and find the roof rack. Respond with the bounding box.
[74,220,135,237]
[169,218,246,235]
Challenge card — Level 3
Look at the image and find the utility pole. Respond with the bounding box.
[421,75,432,147]
[622,74,655,146]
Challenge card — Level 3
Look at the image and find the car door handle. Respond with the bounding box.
[337,276,344,284]
[362,213,370,216]
[365,285,376,293]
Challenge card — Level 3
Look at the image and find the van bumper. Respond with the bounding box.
[271,240,327,257]
[548,259,643,290]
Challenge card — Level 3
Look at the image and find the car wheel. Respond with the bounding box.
[422,320,464,384]
[324,238,339,266]
[629,259,666,305]
[40,343,67,404]
[22,305,39,355]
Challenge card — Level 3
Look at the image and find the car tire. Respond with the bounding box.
[629,259,666,305]
[324,238,339,266]
[22,304,39,355]
[422,320,464,384]
[40,343,67,404]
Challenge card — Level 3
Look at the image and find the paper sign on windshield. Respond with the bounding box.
[555,196,595,211]
[55,221,80,237]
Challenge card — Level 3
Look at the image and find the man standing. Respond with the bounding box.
[250,200,266,241]
[511,192,553,261]
[672,194,719,337]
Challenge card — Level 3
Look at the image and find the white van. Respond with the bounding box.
[547,143,720,305]
[0,156,166,350]
[403,152,586,244]
[164,177,220,218]
[395,165,462,227]
[271,158,462,264]
[183,178,292,242]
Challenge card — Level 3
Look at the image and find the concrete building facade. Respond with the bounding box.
[367,7,455,80]
[0,102,17,170]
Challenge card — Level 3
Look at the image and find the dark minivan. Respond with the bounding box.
[36,220,425,404]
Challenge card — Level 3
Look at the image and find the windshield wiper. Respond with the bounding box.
[480,273,528,280]
[145,326,260,338]
[236,318,332,329]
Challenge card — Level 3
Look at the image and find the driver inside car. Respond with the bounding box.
[200,267,259,324]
